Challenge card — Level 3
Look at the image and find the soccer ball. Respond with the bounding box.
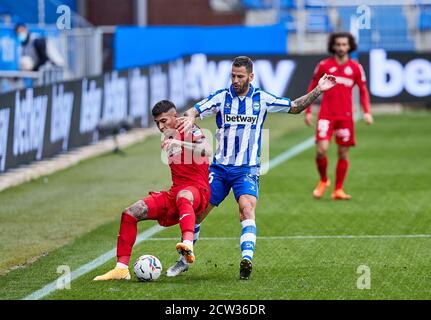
[133,255,162,281]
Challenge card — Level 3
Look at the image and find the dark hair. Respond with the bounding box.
[232,56,253,73]
[14,22,27,32]
[152,100,176,117]
[327,32,357,54]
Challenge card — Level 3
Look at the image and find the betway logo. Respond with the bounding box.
[224,114,258,125]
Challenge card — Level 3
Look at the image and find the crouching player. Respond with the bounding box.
[94,100,211,281]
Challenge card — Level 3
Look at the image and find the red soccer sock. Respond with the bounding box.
[116,212,138,266]
[176,197,196,243]
[335,158,349,190]
[316,156,328,182]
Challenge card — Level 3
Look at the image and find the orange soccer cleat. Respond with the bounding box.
[176,242,195,264]
[312,180,331,199]
[331,189,352,200]
[93,267,131,281]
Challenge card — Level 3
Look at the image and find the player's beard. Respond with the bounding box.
[234,80,250,95]
[336,50,348,59]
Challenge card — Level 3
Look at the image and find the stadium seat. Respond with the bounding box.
[418,5,431,30]
[337,5,415,51]
[241,0,273,9]
[280,11,297,31]
[305,0,328,8]
[242,0,297,10]
[306,9,332,33]
[280,0,297,9]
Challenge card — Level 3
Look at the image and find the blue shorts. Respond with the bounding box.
[209,163,260,206]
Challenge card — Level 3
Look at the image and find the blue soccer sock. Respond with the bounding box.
[240,219,256,261]
[193,223,201,245]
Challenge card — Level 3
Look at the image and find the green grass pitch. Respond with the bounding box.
[0,111,430,300]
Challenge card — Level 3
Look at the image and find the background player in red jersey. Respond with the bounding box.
[94,100,211,281]
[305,32,374,200]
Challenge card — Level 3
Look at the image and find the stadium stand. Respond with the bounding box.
[418,5,431,30]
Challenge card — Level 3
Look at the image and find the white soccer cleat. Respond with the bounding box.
[166,259,189,277]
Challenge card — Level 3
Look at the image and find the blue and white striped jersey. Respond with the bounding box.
[194,84,291,167]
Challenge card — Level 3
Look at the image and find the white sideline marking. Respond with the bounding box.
[262,136,314,173]
[23,134,316,300]
[145,234,431,241]
[23,225,165,300]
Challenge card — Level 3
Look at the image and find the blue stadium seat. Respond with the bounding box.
[241,0,272,9]
[418,5,431,30]
[280,0,297,9]
[337,5,415,51]
[280,11,297,31]
[242,0,297,9]
[306,9,332,32]
[305,0,328,8]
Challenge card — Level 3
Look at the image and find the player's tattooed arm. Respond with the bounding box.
[289,87,322,114]
[162,136,212,158]
[289,73,337,114]
[180,137,212,158]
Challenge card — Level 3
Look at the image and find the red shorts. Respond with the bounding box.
[315,118,356,146]
[143,185,210,227]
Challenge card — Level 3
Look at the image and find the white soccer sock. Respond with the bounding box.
[240,219,256,261]
[116,262,128,269]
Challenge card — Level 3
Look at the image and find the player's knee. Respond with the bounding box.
[239,200,255,221]
[176,190,194,205]
[337,147,349,159]
[317,147,328,157]
[123,199,148,221]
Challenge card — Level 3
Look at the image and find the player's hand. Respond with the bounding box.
[363,113,374,125]
[304,113,313,127]
[317,73,337,92]
[162,138,182,152]
[176,116,195,134]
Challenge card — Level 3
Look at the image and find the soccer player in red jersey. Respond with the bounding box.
[94,100,211,281]
[305,32,374,200]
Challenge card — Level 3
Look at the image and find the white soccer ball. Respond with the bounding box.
[133,255,162,281]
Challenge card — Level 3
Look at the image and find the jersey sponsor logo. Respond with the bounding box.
[252,101,260,112]
[344,66,353,75]
[329,66,337,73]
[335,76,355,87]
[224,114,258,125]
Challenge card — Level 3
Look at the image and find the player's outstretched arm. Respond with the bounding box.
[162,134,212,158]
[289,74,337,114]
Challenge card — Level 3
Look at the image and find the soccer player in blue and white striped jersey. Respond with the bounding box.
[168,56,337,280]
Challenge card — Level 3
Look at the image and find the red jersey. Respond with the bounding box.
[306,57,370,120]
[165,125,209,189]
